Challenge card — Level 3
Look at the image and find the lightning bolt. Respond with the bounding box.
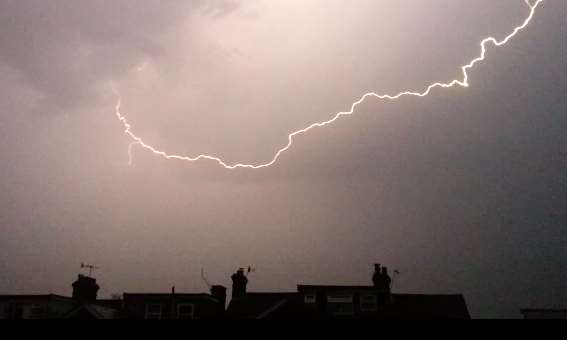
[114,0,545,170]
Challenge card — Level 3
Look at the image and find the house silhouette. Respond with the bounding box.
[0,264,470,320]
[226,264,470,320]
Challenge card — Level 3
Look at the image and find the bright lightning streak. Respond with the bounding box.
[114,0,545,170]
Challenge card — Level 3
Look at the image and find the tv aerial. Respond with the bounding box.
[80,263,100,277]
[244,266,256,277]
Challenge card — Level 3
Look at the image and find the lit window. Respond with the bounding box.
[327,295,354,316]
[145,304,163,320]
[360,294,378,311]
[328,295,353,304]
[304,293,317,304]
[177,304,194,320]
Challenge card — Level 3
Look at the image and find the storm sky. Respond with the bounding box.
[0,0,566,318]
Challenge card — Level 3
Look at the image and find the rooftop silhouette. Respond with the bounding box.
[0,263,470,320]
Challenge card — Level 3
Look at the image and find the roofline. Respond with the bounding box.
[297,286,466,296]
[122,292,220,303]
[0,294,72,300]
[243,292,298,296]
[123,293,211,296]
[391,293,467,297]
[298,285,377,289]
[521,309,567,313]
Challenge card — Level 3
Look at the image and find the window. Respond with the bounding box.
[327,295,354,316]
[304,293,317,304]
[145,304,163,320]
[177,304,194,320]
[360,294,378,312]
[328,295,353,304]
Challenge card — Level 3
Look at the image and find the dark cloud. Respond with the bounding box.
[0,0,238,111]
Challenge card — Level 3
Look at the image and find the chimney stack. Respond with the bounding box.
[372,264,392,294]
[372,264,381,287]
[231,268,248,300]
[72,274,99,302]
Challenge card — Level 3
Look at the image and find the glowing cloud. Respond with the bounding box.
[114,0,545,170]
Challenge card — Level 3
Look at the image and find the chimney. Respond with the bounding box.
[372,264,392,294]
[372,264,381,287]
[231,268,248,300]
[72,274,99,302]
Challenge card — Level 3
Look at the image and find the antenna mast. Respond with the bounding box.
[81,263,100,277]
[245,266,256,277]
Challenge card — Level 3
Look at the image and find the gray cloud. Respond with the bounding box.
[0,0,239,111]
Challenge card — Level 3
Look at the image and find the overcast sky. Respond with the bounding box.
[0,0,566,318]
